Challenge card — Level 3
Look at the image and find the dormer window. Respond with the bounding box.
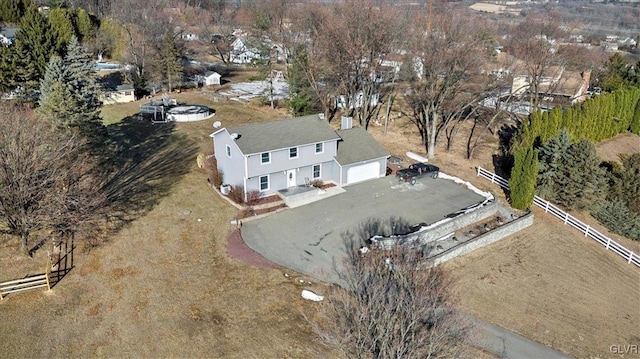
[315,143,323,153]
[289,147,298,158]
[261,152,270,164]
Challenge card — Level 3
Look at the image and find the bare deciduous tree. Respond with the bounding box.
[201,0,239,66]
[404,8,493,159]
[110,0,170,89]
[289,1,403,126]
[0,104,107,255]
[505,13,568,112]
[311,222,471,359]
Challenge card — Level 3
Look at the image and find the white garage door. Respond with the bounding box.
[347,162,380,184]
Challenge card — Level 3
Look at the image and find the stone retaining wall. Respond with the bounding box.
[432,210,534,265]
[372,199,498,249]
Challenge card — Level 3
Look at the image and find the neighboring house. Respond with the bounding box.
[0,27,17,46]
[211,114,389,200]
[511,69,590,106]
[202,71,222,86]
[486,53,590,105]
[230,37,262,64]
[100,84,135,105]
[336,92,380,110]
[603,42,619,52]
[181,32,199,41]
[619,37,637,47]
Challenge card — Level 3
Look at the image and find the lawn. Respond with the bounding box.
[1,88,638,358]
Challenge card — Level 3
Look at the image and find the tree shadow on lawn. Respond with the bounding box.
[100,115,199,231]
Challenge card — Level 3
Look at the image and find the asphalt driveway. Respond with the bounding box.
[241,176,573,359]
[241,175,485,283]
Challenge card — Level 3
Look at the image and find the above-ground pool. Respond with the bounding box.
[166,105,214,122]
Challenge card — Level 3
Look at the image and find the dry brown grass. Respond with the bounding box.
[596,133,640,163]
[1,93,638,358]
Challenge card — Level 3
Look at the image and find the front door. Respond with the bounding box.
[286,169,296,188]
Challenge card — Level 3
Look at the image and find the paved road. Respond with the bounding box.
[241,176,572,359]
[469,315,572,358]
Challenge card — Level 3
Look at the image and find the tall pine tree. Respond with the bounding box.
[555,139,606,210]
[37,56,76,125]
[12,5,57,91]
[48,7,76,54]
[536,130,572,200]
[0,0,29,23]
[38,36,105,150]
[159,32,183,92]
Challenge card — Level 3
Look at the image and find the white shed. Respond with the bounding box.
[203,71,222,86]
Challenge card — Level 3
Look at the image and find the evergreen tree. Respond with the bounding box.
[38,36,105,150]
[0,0,29,23]
[536,129,572,200]
[48,7,76,54]
[607,153,640,214]
[73,8,95,42]
[631,99,640,135]
[159,32,183,92]
[0,45,18,93]
[591,200,640,241]
[555,139,606,210]
[37,56,76,126]
[509,146,538,210]
[600,53,638,92]
[12,5,57,91]
[288,45,318,116]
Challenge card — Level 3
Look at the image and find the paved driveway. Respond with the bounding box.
[241,176,573,359]
[242,175,485,283]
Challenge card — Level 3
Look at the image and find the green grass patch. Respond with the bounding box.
[101,101,143,126]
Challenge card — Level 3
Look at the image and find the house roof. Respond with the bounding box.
[334,127,389,166]
[115,84,134,91]
[204,71,221,77]
[225,115,342,155]
[0,27,18,39]
[538,70,589,97]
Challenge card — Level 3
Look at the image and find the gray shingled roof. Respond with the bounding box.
[115,84,134,91]
[335,128,389,166]
[226,115,342,155]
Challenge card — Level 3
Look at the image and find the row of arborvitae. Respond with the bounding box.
[508,87,640,240]
[514,87,640,151]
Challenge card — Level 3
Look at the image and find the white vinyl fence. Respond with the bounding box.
[477,167,640,268]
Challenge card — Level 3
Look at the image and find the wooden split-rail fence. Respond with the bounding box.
[0,238,75,300]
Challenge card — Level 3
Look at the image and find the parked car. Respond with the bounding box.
[396,163,439,185]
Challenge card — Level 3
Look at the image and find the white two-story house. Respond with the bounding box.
[211,114,389,200]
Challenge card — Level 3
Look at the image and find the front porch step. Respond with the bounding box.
[278,186,345,208]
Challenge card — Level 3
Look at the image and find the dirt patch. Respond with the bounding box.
[596,133,640,162]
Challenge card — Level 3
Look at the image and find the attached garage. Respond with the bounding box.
[334,127,389,186]
[346,161,381,184]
